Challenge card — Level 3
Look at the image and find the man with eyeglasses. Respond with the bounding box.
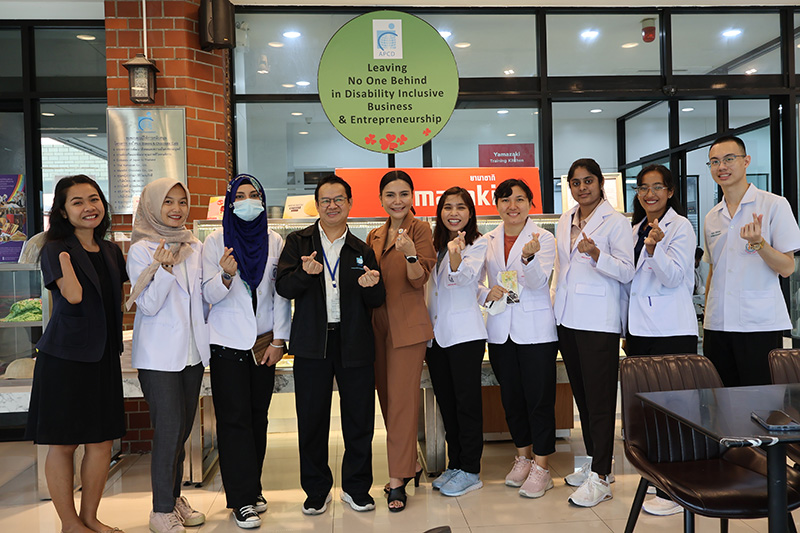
[702,135,800,387]
[276,175,385,515]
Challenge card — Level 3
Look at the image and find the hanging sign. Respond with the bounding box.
[0,174,27,262]
[318,10,459,153]
[107,107,187,214]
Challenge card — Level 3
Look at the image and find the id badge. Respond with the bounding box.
[330,287,341,317]
[497,271,520,304]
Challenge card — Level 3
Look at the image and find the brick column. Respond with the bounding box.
[104,0,232,451]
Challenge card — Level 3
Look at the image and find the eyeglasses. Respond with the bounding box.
[635,185,668,195]
[318,196,347,207]
[706,155,746,168]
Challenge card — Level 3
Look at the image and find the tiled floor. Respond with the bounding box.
[0,415,792,533]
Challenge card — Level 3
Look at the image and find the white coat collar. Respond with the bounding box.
[486,217,537,269]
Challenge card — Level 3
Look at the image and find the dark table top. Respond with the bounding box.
[637,383,800,447]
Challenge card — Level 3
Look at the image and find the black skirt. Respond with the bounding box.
[26,347,126,445]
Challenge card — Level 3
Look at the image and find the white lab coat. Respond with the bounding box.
[426,238,488,349]
[623,207,697,337]
[552,200,635,334]
[479,218,558,345]
[202,228,291,349]
[128,240,211,371]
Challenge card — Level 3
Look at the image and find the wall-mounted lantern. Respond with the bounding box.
[122,53,159,104]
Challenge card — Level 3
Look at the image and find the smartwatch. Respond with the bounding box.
[405,255,418,264]
[221,271,234,281]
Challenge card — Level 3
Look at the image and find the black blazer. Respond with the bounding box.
[275,222,385,367]
[37,235,127,363]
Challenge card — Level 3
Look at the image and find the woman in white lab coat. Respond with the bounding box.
[426,186,488,497]
[625,165,697,516]
[202,174,291,530]
[481,179,559,500]
[127,177,209,532]
[552,158,634,508]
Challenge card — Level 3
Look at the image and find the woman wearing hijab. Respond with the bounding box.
[127,177,209,533]
[202,174,291,529]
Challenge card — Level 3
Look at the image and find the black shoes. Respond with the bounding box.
[232,505,261,529]
[302,493,332,515]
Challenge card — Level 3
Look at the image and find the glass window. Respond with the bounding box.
[547,13,660,76]
[414,13,536,77]
[431,104,539,167]
[625,102,669,163]
[0,29,23,93]
[35,28,106,93]
[234,13,356,95]
[236,102,392,212]
[672,13,781,75]
[679,100,717,144]
[739,126,771,192]
[795,13,800,77]
[729,99,769,129]
[40,102,109,216]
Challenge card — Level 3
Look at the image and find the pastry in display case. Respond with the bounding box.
[0,263,50,380]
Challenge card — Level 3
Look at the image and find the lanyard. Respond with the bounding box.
[322,250,341,289]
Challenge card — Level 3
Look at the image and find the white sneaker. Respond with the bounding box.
[564,459,615,487]
[643,496,682,516]
[568,471,613,507]
[174,496,205,527]
[504,456,531,487]
[149,510,186,533]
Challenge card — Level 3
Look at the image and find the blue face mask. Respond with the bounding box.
[233,198,264,222]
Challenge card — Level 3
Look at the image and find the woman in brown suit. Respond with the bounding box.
[368,170,435,512]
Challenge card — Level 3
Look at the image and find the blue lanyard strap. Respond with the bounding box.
[321,251,341,289]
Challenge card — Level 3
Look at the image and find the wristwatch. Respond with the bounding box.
[522,254,535,264]
[221,271,234,281]
[405,255,418,264]
[747,239,765,252]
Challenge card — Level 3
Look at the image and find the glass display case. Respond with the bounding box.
[0,263,49,379]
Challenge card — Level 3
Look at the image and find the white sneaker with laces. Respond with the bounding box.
[149,510,186,533]
[564,459,615,487]
[568,471,613,507]
[504,456,531,487]
[174,495,205,527]
[643,496,682,516]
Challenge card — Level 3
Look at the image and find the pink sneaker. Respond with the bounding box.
[519,462,554,498]
[504,456,531,487]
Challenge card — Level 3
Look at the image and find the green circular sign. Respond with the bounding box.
[318,11,458,153]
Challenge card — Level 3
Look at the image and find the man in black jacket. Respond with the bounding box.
[276,175,385,515]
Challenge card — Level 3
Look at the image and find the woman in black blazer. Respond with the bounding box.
[26,175,128,533]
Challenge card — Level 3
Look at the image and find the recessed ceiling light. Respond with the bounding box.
[581,30,599,40]
[621,42,639,49]
[87,134,97,137]
[76,34,96,41]
[291,112,303,116]
[722,29,742,38]
[590,108,603,114]
[41,112,55,117]
[439,31,451,38]
[282,83,296,88]
[497,110,509,115]
[283,31,301,38]
[454,42,471,48]
[257,69,269,74]
[298,131,309,135]
[506,133,517,137]
[681,107,694,112]
[503,69,515,75]
[296,81,310,87]
[745,68,757,75]
[268,42,284,48]
[534,111,539,115]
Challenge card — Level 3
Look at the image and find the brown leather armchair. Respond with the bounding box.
[620,354,800,533]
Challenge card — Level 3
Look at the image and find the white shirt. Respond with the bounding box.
[479,218,558,345]
[624,208,697,337]
[202,228,292,349]
[426,238,488,348]
[552,200,635,334]
[703,184,800,332]
[319,223,347,324]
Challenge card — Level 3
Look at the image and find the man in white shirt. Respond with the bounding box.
[702,135,800,386]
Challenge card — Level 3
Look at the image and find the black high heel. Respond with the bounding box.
[384,467,423,493]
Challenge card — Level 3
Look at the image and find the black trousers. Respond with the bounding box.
[293,326,375,499]
[488,339,558,456]
[210,346,275,509]
[703,329,782,387]
[626,332,698,357]
[557,326,619,477]
[426,339,485,474]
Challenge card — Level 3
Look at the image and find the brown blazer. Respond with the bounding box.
[367,214,435,349]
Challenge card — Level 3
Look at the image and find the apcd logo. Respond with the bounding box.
[138,111,155,132]
[373,19,402,59]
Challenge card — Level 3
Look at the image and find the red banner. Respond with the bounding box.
[335,167,541,217]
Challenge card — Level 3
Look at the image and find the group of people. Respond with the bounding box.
[24,134,800,533]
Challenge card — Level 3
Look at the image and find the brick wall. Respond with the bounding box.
[105,0,233,451]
